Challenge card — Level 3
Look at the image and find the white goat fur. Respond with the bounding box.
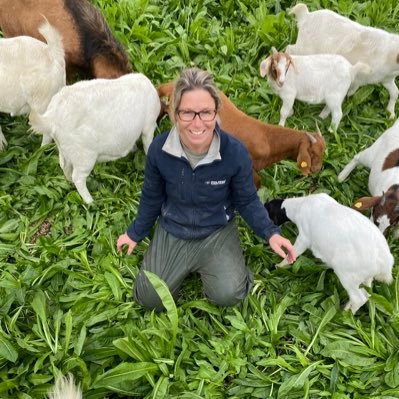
[0,19,65,150]
[286,3,399,119]
[260,51,369,130]
[29,73,160,204]
[278,193,393,314]
[338,117,399,235]
[48,374,82,399]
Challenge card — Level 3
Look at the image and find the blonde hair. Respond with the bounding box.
[173,67,221,114]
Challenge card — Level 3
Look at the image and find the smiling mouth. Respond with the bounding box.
[190,130,205,136]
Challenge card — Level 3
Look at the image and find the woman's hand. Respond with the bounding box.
[116,233,137,255]
[268,234,296,264]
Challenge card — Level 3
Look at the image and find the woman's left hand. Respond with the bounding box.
[268,234,297,264]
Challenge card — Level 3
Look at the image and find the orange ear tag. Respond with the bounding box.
[354,202,362,208]
[300,161,308,168]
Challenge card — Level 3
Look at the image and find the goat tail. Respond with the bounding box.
[38,17,65,67]
[289,3,309,21]
[29,109,52,137]
[374,253,394,284]
[48,374,82,399]
[351,62,371,80]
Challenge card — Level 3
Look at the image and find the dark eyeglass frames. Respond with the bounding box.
[177,109,217,121]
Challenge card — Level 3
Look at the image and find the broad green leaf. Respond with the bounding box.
[92,362,158,388]
[321,341,376,366]
[0,335,18,362]
[104,271,122,301]
[31,290,47,322]
[152,376,169,398]
[277,361,322,399]
[144,271,178,338]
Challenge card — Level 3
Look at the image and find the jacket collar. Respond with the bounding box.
[162,124,222,165]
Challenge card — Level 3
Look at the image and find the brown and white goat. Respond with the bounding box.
[158,81,326,188]
[338,117,399,236]
[286,3,399,119]
[0,0,132,79]
[260,48,370,130]
[265,193,393,314]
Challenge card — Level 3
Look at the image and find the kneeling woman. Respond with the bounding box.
[117,67,296,311]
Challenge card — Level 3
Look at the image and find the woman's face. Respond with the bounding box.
[176,89,217,154]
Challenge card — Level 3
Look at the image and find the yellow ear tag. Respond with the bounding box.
[354,202,362,208]
[300,161,308,168]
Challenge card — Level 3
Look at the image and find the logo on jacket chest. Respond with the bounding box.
[205,179,227,185]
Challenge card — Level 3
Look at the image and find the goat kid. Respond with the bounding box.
[264,193,394,314]
[260,49,370,130]
[0,19,65,150]
[0,0,132,79]
[157,81,325,188]
[286,3,399,119]
[338,117,399,237]
[29,73,161,204]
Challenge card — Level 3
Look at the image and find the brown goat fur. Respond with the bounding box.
[0,0,132,79]
[157,81,326,188]
[382,149,399,170]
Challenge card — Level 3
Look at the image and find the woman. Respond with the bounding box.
[117,67,296,311]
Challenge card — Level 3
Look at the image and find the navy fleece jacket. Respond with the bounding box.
[127,125,280,242]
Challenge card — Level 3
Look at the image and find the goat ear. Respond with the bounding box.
[305,131,316,144]
[157,82,175,123]
[297,140,312,176]
[352,196,381,211]
[157,99,169,123]
[286,54,298,74]
[315,122,323,137]
[271,46,278,54]
[260,57,272,78]
[157,82,174,100]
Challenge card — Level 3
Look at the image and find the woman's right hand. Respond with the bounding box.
[116,233,137,255]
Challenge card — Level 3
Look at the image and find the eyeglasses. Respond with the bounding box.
[177,109,217,122]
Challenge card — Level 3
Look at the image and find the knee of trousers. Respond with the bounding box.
[205,269,253,307]
[205,282,248,307]
[133,272,165,312]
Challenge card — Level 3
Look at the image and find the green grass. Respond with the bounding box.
[0,0,399,397]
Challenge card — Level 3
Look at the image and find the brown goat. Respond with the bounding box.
[158,81,326,188]
[0,0,132,79]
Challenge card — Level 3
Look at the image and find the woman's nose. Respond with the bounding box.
[192,114,204,125]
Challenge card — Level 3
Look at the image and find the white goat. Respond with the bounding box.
[48,374,82,399]
[29,73,160,204]
[264,193,394,314]
[259,49,370,130]
[286,3,399,119]
[338,118,399,236]
[0,19,65,150]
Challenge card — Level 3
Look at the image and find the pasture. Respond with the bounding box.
[0,0,398,397]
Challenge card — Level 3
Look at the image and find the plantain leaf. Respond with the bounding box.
[0,335,18,362]
[92,362,158,388]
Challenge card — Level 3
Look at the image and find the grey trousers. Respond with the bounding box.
[134,220,253,311]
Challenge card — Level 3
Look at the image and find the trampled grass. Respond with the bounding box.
[0,0,399,397]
